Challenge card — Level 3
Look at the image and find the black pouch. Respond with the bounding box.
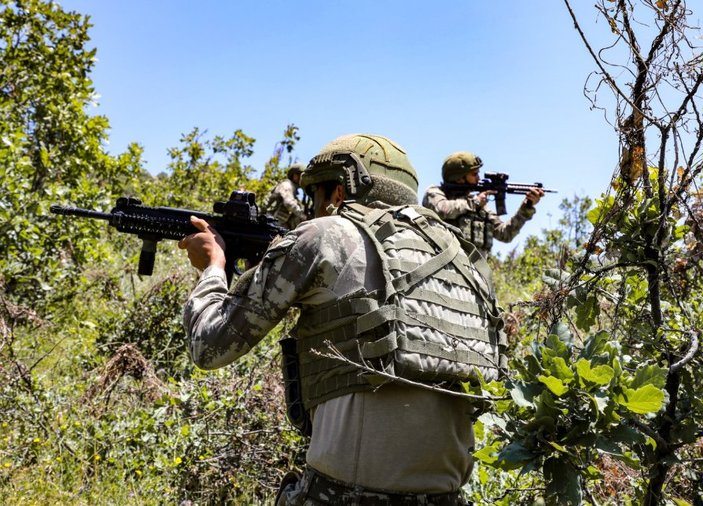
[280,336,312,437]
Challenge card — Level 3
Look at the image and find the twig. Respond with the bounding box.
[310,342,507,402]
[671,330,699,373]
[627,418,669,450]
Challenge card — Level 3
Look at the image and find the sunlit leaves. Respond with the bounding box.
[575,359,614,387]
[631,364,667,389]
[487,326,668,500]
[620,385,665,414]
[538,375,569,396]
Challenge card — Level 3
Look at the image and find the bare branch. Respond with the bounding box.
[309,342,507,403]
[564,0,644,115]
[671,330,699,373]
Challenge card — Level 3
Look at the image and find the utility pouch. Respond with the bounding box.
[280,336,312,437]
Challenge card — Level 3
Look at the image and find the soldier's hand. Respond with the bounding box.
[178,216,227,271]
[477,190,495,208]
[524,187,545,207]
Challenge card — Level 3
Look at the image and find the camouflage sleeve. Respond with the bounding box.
[422,186,472,220]
[183,220,347,369]
[487,202,537,243]
[280,180,306,219]
[261,187,278,213]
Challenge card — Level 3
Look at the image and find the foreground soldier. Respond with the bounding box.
[262,162,308,229]
[423,152,544,256]
[179,135,503,505]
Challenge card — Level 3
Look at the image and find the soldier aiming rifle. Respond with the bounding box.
[423,151,556,256]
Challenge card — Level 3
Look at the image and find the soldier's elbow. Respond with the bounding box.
[189,335,250,369]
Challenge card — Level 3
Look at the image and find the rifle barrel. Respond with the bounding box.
[50,205,113,221]
[505,183,558,194]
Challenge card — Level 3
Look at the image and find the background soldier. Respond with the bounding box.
[262,162,308,229]
[423,151,544,256]
[179,134,503,505]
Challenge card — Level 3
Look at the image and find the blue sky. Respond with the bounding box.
[60,1,621,256]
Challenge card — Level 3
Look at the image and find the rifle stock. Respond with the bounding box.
[440,172,557,215]
[50,191,287,284]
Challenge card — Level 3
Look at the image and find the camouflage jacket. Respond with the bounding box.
[184,216,475,493]
[262,179,307,229]
[422,184,536,255]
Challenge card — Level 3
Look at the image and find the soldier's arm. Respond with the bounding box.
[280,181,306,217]
[184,223,324,369]
[422,187,474,220]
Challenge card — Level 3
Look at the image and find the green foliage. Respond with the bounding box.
[479,176,702,504]
[1,1,307,503]
[99,269,197,377]
[493,195,593,302]
[0,316,306,505]
[159,127,256,208]
[0,0,144,305]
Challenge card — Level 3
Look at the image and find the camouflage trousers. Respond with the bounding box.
[275,467,470,506]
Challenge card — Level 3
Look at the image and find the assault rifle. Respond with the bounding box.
[440,172,557,215]
[50,191,287,284]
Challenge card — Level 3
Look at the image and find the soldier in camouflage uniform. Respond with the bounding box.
[179,135,504,506]
[262,162,308,229]
[423,152,544,256]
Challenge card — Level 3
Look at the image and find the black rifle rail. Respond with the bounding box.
[50,191,287,284]
[440,172,557,215]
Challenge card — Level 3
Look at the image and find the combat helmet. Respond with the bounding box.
[286,162,305,180]
[301,134,418,206]
[442,151,483,183]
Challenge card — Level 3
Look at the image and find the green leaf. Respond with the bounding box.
[523,415,557,435]
[497,441,536,470]
[510,382,539,408]
[548,356,575,383]
[631,364,667,389]
[579,331,610,360]
[534,390,563,419]
[617,451,642,469]
[473,442,500,465]
[542,335,570,364]
[586,198,612,225]
[576,358,614,386]
[621,385,665,414]
[544,456,582,505]
[549,321,574,349]
[477,413,507,432]
[610,424,645,446]
[538,375,569,396]
[548,441,567,453]
[519,353,544,379]
[574,293,600,331]
[672,498,693,506]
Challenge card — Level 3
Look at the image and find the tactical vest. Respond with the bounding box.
[292,203,505,411]
[450,207,493,254]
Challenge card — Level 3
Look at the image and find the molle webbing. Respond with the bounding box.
[295,203,501,409]
[458,209,493,253]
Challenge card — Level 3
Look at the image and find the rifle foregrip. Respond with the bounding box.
[138,240,157,276]
[495,196,507,216]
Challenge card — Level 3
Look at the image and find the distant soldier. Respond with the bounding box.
[423,151,544,256]
[262,163,308,229]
